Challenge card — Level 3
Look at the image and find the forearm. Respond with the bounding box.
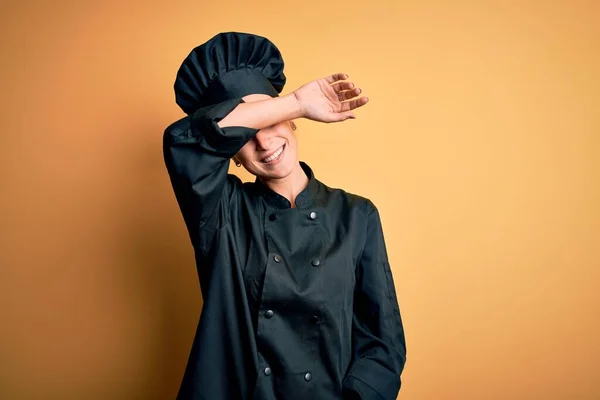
[217,93,303,129]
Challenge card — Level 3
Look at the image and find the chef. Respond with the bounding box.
[163,31,406,400]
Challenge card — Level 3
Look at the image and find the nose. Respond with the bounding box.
[253,129,273,151]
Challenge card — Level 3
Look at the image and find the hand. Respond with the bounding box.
[292,73,369,123]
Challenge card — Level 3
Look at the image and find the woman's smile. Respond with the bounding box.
[260,143,286,165]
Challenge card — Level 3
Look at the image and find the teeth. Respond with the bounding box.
[262,145,284,163]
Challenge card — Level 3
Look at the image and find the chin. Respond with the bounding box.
[254,160,295,180]
[268,162,295,179]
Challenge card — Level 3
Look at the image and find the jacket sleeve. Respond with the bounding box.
[342,201,407,400]
[162,98,258,248]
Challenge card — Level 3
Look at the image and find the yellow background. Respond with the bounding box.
[1,1,598,399]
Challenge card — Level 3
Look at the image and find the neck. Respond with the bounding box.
[260,162,309,208]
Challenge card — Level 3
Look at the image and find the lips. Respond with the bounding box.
[261,144,285,164]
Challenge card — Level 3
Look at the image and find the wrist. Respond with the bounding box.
[284,91,305,119]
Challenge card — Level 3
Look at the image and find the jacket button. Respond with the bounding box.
[264,367,272,376]
[269,213,277,221]
[304,372,312,382]
[310,315,319,324]
[274,255,281,263]
[311,259,321,267]
[308,211,317,220]
[265,309,274,318]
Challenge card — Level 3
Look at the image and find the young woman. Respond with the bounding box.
[163,32,406,400]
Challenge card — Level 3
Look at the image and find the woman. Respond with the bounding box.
[163,32,406,400]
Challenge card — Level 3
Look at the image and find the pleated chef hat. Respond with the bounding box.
[174,32,287,115]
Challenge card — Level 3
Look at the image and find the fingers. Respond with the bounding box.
[331,81,354,92]
[337,86,368,110]
[340,96,369,112]
[330,79,364,101]
[337,87,361,102]
[326,74,363,97]
[323,72,369,115]
[324,73,349,84]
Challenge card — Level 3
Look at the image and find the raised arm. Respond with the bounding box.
[219,73,368,128]
[163,73,368,247]
[163,97,258,246]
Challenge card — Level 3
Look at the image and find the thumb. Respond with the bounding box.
[340,112,356,121]
[329,112,356,122]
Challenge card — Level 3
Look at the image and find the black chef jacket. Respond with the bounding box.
[163,97,407,400]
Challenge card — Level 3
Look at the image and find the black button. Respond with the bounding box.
[274,255,281,263]
[311,259,321,267]
[310,315,319,324]
[309,211,317,220]
[304,372,312,382]
[269,213,277,221]
[264,367,272,376]
[265,309,274,318]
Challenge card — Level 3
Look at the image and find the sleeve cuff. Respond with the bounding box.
[342,358,401,400]
[189,98,259,156]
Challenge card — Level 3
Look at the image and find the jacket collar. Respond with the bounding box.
[254,162,321,209]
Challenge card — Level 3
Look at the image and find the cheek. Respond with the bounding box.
[286,135,298,158]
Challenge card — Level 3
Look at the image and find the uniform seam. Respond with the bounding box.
[355,200,375,267]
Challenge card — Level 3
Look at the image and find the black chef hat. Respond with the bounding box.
[174,32,287,115]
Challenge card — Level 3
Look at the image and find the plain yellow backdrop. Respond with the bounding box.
[1,1,598,399]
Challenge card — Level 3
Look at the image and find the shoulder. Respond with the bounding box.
[319,181,378,218]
